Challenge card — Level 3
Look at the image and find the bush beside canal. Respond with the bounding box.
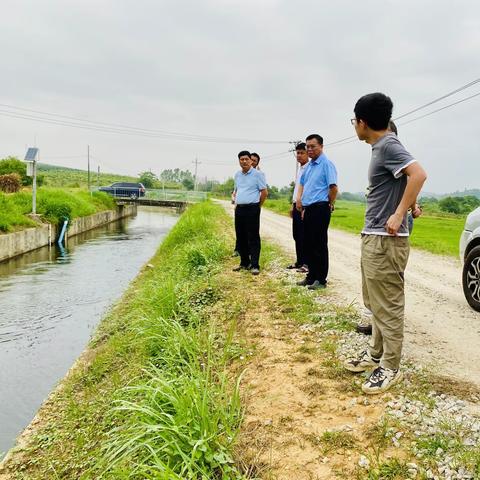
[1,201,246,479]
[0,188,115,232]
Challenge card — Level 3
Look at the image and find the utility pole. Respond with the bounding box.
[192,157,201,191]
[87,145,91,193]
[97,165,100,187]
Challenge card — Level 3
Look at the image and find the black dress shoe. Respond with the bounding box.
[232,265,249,272]
[356,324,373,336]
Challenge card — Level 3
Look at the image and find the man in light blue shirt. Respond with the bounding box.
[287,142,309,271]
[295,134,338,289]
[233,151,268,275]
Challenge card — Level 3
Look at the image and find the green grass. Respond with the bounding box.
[360,458,410,480]
[38,165,139,189]
[2,201,248,479]
[0,188,115,232]
[264,198,466,257]
[0,194,37,232]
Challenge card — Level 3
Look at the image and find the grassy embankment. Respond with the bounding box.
[2,201,247,479]
[0,189,115,233]
[265,198,466,257]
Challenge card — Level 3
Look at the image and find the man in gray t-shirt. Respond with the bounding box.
[344,92,427,395]
[363,132,415,236]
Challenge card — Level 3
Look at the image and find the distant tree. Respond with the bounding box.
[438,195,480,214]
[339,192,367,203]
[197,179,219,192]
[182,178,195,190]
[279,182,295,198]
[138,171,159,189]
[419,196,438,204]
[211,178,235,197]
[267,185,281,200]
[160,168,194,184]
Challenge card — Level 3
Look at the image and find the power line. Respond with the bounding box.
[323,77,480,149]
[394,77,480,120]
[0,103,289,145]
[326,89,480,150]
[397,91,480,126]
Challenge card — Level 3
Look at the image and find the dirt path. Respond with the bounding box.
[234,279,384,480]
[221,201,480,387]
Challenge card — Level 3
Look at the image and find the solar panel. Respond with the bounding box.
[24,148,39,161]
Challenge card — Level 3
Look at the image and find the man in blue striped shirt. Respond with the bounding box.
[295,134,338,289]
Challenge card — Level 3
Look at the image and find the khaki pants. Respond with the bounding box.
[361,235,410,370]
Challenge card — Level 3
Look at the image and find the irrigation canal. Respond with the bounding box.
[0,207,179,457]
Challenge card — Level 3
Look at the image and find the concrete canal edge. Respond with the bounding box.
[0,204,137,263]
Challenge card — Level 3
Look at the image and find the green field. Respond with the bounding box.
[264,198,466,257]
[38,164,139,188]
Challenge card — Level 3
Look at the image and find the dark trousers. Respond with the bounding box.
[303,202,331,284]
[292,203,306,266]
[234,203,261,269]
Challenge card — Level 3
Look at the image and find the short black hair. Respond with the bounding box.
[354,92,393,131]
[388,120,398,136]
[305,134,323,145]
[250,152,260,162]
[238,150,251,159]
[295,142,306,151]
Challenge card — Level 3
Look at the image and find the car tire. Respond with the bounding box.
[463,245,480,312]
[130,193,138,200]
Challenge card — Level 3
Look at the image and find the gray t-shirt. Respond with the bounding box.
[363,133,416,236]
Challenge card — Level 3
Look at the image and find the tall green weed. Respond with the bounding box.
[93,202,244,479]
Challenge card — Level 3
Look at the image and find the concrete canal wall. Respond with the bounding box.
[0,204,137,263]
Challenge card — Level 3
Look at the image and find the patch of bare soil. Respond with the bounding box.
[230,274,385,480]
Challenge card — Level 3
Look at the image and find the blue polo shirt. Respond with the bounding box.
[234,167,267,204]
[300,153,337,206]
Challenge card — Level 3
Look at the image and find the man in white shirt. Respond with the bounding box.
[287,142,309,271]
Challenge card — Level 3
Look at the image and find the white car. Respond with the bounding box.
[460,206,480,312]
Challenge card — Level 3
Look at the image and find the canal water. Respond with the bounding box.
[0,207,179,457]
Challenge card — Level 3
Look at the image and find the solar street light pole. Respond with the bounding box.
[24,147,39,215]
[32,157,37,214]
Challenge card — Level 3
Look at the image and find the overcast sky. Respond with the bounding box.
[0,0,479,193]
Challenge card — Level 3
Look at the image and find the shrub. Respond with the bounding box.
[0,173,21,193]
[438,196,480,215]
[0,157,44,186]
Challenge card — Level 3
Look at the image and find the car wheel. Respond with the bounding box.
[130,193,138,200]
[463,245,480,312]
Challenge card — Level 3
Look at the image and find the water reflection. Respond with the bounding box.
[0,207,179,456]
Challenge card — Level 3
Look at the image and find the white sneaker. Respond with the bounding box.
[362,366,403,395]
[344,350,380,373]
